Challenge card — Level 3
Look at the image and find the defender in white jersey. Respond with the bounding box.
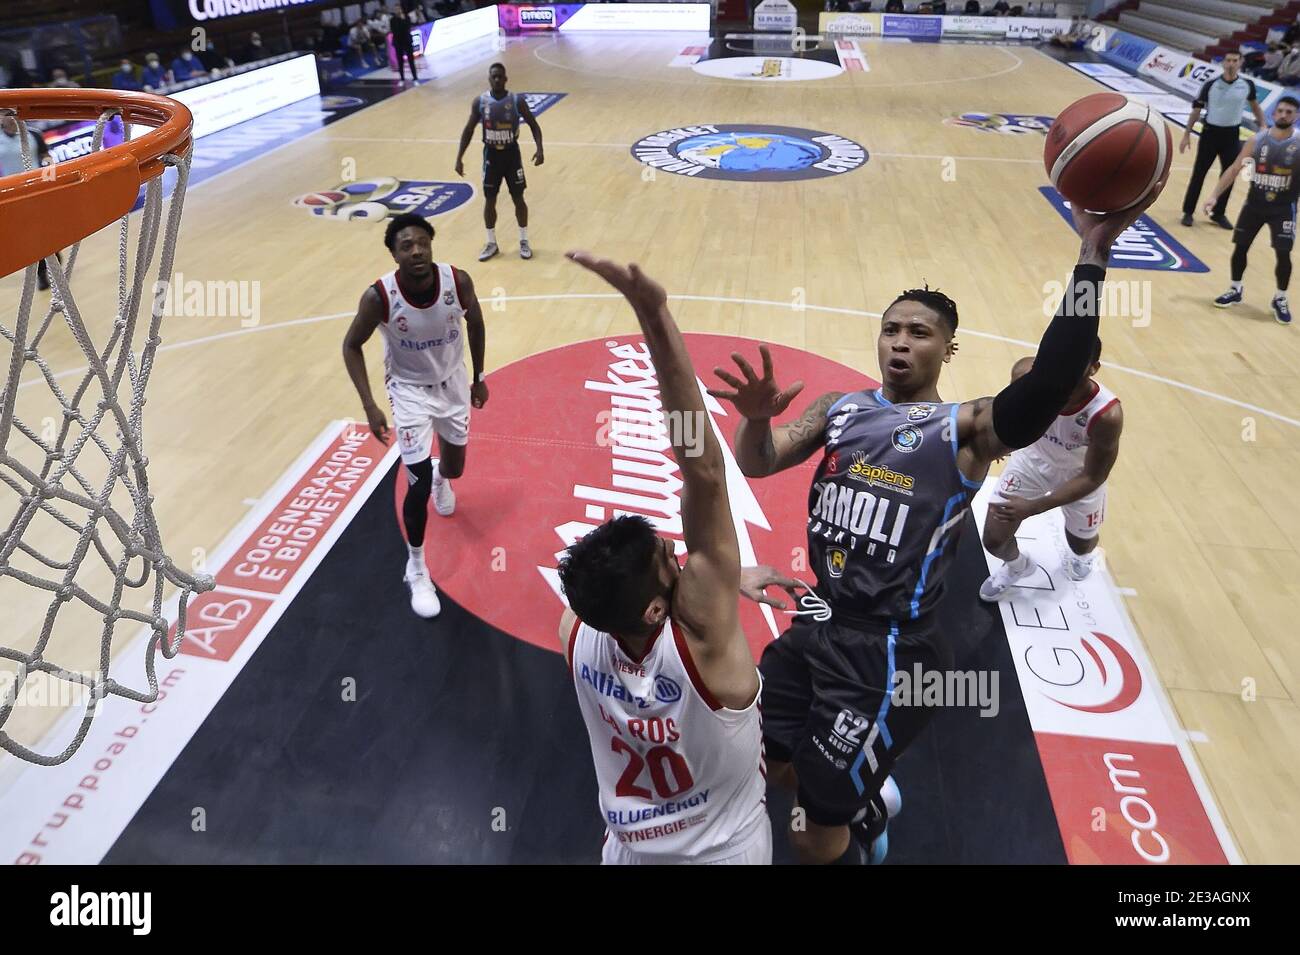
[343,214,489,619]
[980,339,1124,597]
[556,251,770,864]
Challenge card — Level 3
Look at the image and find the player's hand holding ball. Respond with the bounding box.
[1046,93,1171,262]
[708,345,805,422]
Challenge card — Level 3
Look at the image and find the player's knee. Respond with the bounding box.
[439,453,466,480]
[789,819,850,865]
[405,459,433,501]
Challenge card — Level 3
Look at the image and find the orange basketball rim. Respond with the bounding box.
[0,88,193,278]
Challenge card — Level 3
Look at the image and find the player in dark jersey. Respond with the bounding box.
[454,62,544,262]
[708,181,1166,865]
[1205,95,1300,325]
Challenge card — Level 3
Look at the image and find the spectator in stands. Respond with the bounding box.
[239,32,268,65]
[885,0,903,12]
[991,0,1011,13]
[0,113,58,290]
[964,1,982,13]
[203,38,235,74]
[1279,45,1300,86]
[48,68,79,88]
[171,49,207,83]
[141,53,169,90]
[349,18,381,68]
[112,59,142,92]
[1257,44,1284,81]
[1283,18,1300,47]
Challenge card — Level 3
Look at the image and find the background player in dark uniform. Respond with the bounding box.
[708,181,1166,865]
[455,63,544,262]
[1178,52,1264,229]
[1206,95,1300,325]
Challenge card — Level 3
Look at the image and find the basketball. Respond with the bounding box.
[1045,93,1172,213]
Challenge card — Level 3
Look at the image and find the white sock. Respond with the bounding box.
[1007,552,1030,573]
[486,228,496,244]
[520,226,529,241]
[1232,281,1243,291]
[1276,289,1288,301]
[407,543,424,569]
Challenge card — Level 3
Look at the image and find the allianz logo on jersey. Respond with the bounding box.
[579,663,682,708]
[1039,188,1209,273]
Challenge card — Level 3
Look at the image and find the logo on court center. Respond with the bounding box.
[293,178,473,222]
[945,113,1054,135]
[631,125,867,181]
[394,335,875,660]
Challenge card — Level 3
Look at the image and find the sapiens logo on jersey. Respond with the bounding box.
[631,125,867,181]
[293,178,474,222]
[395,336,874,661]
[1027,632,1143,714]
[892,424,923,453]
[944,112,1053,135]
[1040,188,1209,273]
[846,451,915,494]
[654,674,683,704]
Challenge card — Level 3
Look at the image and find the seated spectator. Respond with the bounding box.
[111,59,142,91]
[1258,44,1284,81]
[965,0,982,13]
[239,32,268,65]
[203,38,235,74]
[1280,45,1300,85]
[1284,18,1300,47]
[1009,3,1023,13]
[932,1,947,12]
[170,50,207,83]
[991,0,1011,13]
[884,0,903,12]
[348,18,381,67]
[47,67,79,88]
[141,53,169,90]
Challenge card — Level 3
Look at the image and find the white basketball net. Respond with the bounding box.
[0,107,213,766]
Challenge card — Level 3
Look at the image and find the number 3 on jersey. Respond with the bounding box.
[611,737,695,800]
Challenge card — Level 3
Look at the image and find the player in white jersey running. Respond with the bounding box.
[556,251,770,865]
[342,214,489,619]
[980,339,1123,598]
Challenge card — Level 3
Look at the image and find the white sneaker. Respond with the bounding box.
[519,238,532,260]
[431,465,455,516]
[979,557,1034,601]
[1063,553,1096,581]
[478,241,499,262]
[404,561,441,618]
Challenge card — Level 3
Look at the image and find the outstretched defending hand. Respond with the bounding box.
[739,565,809,610]
[566,250,668,316]
[1071,174,1169,263]
[708,345,805,422]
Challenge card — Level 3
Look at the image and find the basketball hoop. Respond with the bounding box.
[0,88,214,766]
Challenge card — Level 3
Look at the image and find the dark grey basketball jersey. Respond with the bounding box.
[1248,127,1300,211]
[806,390,983,623]
[478,90,521,148]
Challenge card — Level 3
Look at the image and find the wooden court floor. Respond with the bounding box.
[1,33,1297,863]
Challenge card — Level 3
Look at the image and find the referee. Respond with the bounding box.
[1180,52,1266,228]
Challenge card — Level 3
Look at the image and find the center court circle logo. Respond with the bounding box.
[395,334,876,659]
[631,124,867,181]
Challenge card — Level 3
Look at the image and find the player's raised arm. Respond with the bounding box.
[709,345,841,478]
[960,177,1165,466]
[341,284,390,444]
[565,251,741,640]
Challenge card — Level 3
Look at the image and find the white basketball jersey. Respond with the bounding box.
[1019,380,1119,477]
[375,265,465,386]
[567,616,768,863]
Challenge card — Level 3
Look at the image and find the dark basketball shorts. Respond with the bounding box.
[759,611,952,828]
[483,144,526,197]
[1233,202,1296,251]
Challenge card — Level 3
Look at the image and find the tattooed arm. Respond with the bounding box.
[731,391,843,478]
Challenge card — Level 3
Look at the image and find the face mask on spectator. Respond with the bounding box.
[182,53,192,62]
[147,58,160,67]
[120,63,132,73]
